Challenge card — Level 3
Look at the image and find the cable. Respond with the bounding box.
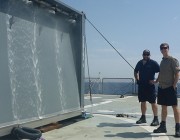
[84,34,93,103]
[85,17,134,70]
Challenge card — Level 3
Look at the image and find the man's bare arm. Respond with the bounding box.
[134,71,139,81]
[173,72,179,89]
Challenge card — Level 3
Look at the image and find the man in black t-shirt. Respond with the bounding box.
[134,49,160,126]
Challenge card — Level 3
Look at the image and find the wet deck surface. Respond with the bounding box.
[43,94,180,140]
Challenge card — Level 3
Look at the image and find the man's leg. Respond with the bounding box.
[141,102,147,115]
[153,105,167,133]
[150,103,159,126]
[161,105,167,121]
[136,102,147,124]
[151,103,158,116]
[172,105,180,137]
[172,105,180,123]
[136,85,147,124]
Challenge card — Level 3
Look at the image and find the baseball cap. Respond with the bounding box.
[143,49,150,55]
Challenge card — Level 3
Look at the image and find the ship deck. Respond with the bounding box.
[42,94,179,140]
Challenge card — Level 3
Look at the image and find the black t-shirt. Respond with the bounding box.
[134,59,160,85]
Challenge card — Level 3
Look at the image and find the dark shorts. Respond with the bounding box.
[138,84,156,103]
[157,86,178,106]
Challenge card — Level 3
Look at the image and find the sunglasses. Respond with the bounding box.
[143,54,150,56]
[160,47,168,50]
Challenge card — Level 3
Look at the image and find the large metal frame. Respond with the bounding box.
[0,0,85,136]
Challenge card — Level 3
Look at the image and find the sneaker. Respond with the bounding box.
[150,119,159,126]
[136,117,146,124]
[175,127,180,137]
[153,124,167,133]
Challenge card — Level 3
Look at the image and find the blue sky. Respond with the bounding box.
[61,0,180,78]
